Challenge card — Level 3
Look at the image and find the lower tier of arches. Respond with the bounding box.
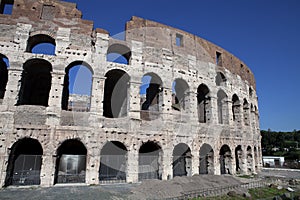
[0,135,263,187]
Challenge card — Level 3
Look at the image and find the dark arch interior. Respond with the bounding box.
[26,34,56,55]
[107,44,131,64]
[235,145,242,173]
[197,84,210,123]
[138,141,162,181]
[232,94,240,122]
[55,139,87,184]
[199,144,214,174]
[61,62,93,112]
[172,79,189,111]
[103,69,130,118]
[0,55,8,99]
[5,138,43,186]
[215,72,226,86]
[141,73,162,112]
[173,143,191,177]
[17,59,52,106]
[219,145,231,175]
[99,141,127,182]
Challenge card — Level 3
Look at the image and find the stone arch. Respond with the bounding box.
[138,141,163,181]
[243,99,250,126]
[246,146,253,173]
[199,143,214,174]
[172,143,192,177]
[26,34,56,55]
[219,144,232,174]
[215,71,226,86]
[61,61,93,111]
[217,89,229,124]
[0,54,9,100]
[54,139,87,184]
[5,138,43,186]
[235,145,243,174]
[107,43,131,65]
[103,69,130,118]
[99,141,127,183]
[140,72,163,120]
[254,146,258,171]
[172,78,189,111]
[16,58,52,106]
[232,94,240,123]
[197,84,210,123]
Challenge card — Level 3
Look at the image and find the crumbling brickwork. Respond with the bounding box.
[0,0,262,187]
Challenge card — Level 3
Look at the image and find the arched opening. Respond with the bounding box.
[172,143,191,177]
[103,69,130,118]
[138,141,162,181]
[0,0,14,15]
[219,145,232,175]
[26,34,56,55]
[99,141,127,183]
[215,72,226,86]
[232,94,240,123]
[17,59,52,106]
[247,146,253,173]
[254,146,258,171]
[217,90,228,124]
[249,87,253,97]
[199,143,214,174]
[235,145,243,174]
[107,44,131,65]
[243,99,250,126]
[172,79,189,111]
[54,139,87,184]
[140,73,162,120]
[197,84,210,123]
[5,138,43,186]
[61,62,93,112]
[0,54,9,101]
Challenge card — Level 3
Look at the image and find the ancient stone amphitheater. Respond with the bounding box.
[0,0,262,187]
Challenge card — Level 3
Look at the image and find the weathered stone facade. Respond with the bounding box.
[0,0,262,187]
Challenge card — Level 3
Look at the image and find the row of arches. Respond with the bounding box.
[0,54,258,124]
[4,137,259,186]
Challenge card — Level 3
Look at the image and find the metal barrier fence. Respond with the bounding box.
[166,178,277,200]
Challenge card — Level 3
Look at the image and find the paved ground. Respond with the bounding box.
[0,168,299,200]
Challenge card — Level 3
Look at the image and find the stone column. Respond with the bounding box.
[128,80,142,120]
[209,95,218,124]
[85,153,100,185]
[162,147,172,180]
[40,154,55,186]
[191,149,199,176]
[90,76,105,114]
[2,66,22,107]
[46,71,64,126]
[126,147,138,183]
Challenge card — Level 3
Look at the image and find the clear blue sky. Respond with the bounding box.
[63,0,300,132]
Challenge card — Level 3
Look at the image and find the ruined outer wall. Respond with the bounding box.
[0,0,262,187]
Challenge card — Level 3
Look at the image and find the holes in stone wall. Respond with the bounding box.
[103,69,130,118]
[17,59,52,106]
